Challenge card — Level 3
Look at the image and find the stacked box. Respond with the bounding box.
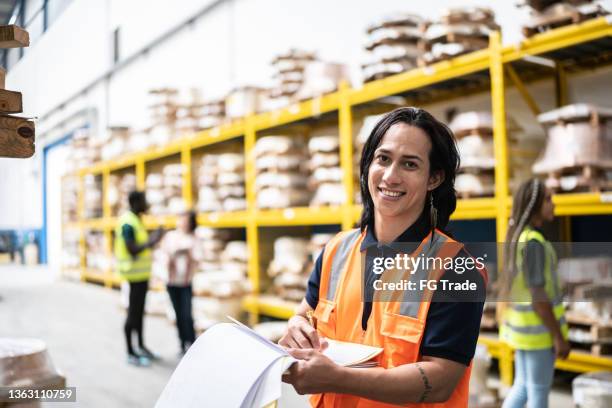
[308,135,345,206]
[450,112,495,198]
[363,14,425,82]
[145,163,184,216]
[533,104,612,192]
[420,7,498,66]
[521,1,608,37]
[196,153,246,213]
[255,136,311,208]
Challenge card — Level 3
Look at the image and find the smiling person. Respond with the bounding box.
[280,107,487,407]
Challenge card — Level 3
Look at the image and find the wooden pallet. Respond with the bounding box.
[523,5,607,37]
[567,311,612,356]
[545,164,612,193]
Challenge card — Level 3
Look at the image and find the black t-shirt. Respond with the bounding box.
[305,212,486,366]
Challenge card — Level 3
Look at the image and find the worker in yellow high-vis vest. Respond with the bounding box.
[499,179,570,408]
[115,191,164,367]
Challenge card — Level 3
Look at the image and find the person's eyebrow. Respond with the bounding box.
[376,148,423,162]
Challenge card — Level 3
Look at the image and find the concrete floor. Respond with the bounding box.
[0,265,575,407]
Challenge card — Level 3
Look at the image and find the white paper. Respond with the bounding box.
[155,323,286,408]
[323,339,383,367]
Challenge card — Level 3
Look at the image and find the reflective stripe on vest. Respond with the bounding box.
[114,211,151,282]
[399,233,449,318]
[311,228,478,408]
[326,229,361,301]
[501,227,567,350]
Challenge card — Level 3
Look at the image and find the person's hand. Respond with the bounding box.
[554,334,571,359]
[279,315,328,350]
[282,348,341,395]
[148,228,165,246]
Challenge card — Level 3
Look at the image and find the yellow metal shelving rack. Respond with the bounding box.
[63,17,612,385]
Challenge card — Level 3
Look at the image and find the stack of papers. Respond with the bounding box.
[155,317,383,408]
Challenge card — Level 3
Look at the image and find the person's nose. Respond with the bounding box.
[382,162,401,185]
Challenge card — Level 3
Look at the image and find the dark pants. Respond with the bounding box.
[124,280,148,356]
[167,285,196,351]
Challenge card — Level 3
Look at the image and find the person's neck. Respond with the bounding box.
[529,217,543,229]
[374,209,422,244]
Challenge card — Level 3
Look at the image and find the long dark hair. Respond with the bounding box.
[499,178,546,302]
[358,107,460,233]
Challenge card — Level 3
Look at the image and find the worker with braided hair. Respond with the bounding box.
[499,178,570,408]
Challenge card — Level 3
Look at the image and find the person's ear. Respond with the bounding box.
[427,170,444,191]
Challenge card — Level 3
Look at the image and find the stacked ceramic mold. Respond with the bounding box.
[196,153,246,213]
[419,7,498,66]
[61,176,79,224]
[362,14,425,82]
[267,232,334,303]
[267,236,310,303]
[533,104,612,192]
[195,98,226,129]
[267,49,317,109]
[308,135,345,207]
[107,173,137,217]
[67,128,101,171]
[190,227,249,330]
[225,86,266,119]
[353,114,385,204]
[85,231,108,276]
[254,136,311,209]
[83,174,103,219]
[100,127,131,161]
[175,89,206,135]
[449,112,496,198]
[521,0,608,37]
[148,88,179,147]
[145,163,184,215]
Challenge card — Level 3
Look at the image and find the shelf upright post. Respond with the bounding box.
[102,167,113,287]
[490,31,511,243]
[490,30,513,386]
[136,158,146,191]
[181,145,193,208]
[244,117,260,324]
[77,171,86,282]
[339,81,355,231]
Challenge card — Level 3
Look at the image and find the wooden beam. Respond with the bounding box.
[0,25,29,48]
[0,115,35,158]
[0,68,5,89]
[0,89,22,113]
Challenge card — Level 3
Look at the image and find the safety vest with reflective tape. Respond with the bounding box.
[310,228,486,408]
[114,211,151,282]
[500,227,568,350]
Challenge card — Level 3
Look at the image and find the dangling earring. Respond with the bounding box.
[430,193,438,229]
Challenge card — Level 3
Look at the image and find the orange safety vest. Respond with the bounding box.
[310,227,486,408]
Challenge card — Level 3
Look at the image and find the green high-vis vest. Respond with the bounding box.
[114,211,152,282]
[500,227,568,350]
